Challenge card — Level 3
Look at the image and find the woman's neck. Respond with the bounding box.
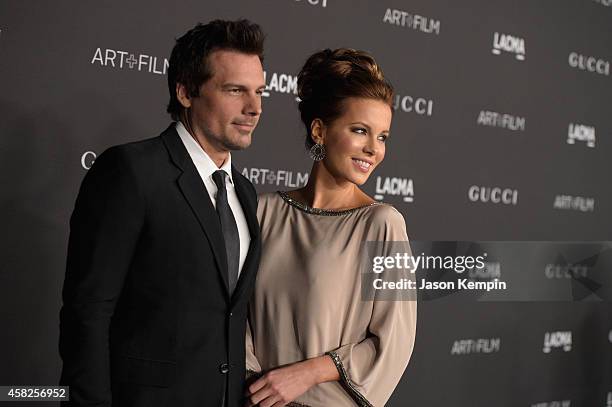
[290,162,372,210]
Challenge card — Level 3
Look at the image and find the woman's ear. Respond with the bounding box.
[310,119,326,145]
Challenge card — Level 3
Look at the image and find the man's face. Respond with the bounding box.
[181,50,265,152]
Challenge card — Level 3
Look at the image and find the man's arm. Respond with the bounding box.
[59,146,145,406]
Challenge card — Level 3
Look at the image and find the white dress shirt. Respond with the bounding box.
[176,121,251,277]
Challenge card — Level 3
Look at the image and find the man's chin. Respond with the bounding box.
[225,134,252,151]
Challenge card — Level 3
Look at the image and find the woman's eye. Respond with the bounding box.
[378,134,389,142]
[352,127,367,135]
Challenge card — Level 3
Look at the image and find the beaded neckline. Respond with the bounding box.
[277,191,382,216]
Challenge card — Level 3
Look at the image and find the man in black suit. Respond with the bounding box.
[59,20,265,407]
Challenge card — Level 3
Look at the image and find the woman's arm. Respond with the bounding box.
[245,355,339,407]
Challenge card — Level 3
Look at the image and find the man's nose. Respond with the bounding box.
[243,93,262,116]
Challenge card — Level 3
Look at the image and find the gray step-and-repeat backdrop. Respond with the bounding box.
[1,1,612,406]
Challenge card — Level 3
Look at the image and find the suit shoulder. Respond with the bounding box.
[85,135,165,189]
[94,135,168,177]
[102,135,164,161]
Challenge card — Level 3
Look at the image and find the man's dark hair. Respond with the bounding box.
[167,19,265,121]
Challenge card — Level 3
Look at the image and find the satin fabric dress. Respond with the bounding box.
[246,191,417,406]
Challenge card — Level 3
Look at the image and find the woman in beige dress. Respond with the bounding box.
[245,48,417,407]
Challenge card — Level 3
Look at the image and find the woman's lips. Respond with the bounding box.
[352,158,372,173]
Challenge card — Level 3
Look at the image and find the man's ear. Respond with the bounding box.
[176,83,192,109]
[310,118,326,145]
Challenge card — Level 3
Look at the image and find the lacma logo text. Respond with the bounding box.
[567,123,595,148]
[374,176,414,202]
[543,331,572,353]
[492,32,526,61]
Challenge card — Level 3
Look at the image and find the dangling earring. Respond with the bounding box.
[309,143,326,161]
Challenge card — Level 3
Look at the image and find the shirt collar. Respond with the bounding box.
[175,121,234,184]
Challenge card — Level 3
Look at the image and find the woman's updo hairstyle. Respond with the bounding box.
[297,48,394,149]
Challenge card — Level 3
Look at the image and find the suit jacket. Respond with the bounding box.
[59,124,261,407]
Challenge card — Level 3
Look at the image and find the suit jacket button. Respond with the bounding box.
[219,363,230,374]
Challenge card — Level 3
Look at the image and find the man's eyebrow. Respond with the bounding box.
[221,83,267,90]
[221,83,247,89]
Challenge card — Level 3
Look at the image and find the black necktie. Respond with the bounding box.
[212,170,240,295]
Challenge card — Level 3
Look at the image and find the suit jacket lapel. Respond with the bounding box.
[231,166,261,306]
[161,125,230,298]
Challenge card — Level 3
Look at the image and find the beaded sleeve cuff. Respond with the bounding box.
[325,351,374,407]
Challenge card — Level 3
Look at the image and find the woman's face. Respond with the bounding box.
[316,97,392,186]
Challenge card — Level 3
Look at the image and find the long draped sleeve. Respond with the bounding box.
[246,315,262,376]
[325,207,417,407]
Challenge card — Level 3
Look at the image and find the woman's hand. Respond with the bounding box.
[244,355,339,407]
